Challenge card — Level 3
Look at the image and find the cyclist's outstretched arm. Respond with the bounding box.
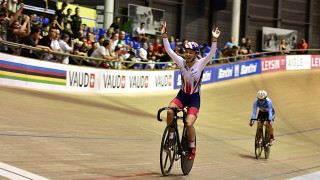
[251,100,258,119]
[198,27,220,70]
[161,22,184,68]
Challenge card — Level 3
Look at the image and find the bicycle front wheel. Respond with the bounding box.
[160,124,177,176]
[255,127,263,159]
[264,126,271,159]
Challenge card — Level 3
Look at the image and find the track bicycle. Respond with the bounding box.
[252,118,272,159]
[157,107,195,176]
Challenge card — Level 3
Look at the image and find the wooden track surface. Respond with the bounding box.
[0,69,319,179]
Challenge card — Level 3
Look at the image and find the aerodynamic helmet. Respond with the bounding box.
[257,90,267,100]
[185,42,200,53]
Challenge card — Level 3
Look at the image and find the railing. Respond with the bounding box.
[0,40,319,70]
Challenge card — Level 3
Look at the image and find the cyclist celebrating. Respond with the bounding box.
[250,90,275,145]
[160,22,220,160]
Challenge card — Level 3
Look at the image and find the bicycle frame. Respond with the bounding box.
[252,118,271,159]
[158,106,195,175]
[157,107,187,156]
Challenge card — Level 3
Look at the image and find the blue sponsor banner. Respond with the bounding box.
[213,59,261,82]
[173,59,261,89]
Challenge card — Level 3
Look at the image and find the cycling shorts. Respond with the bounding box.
[257,108,275,124]
[170,89,200,117]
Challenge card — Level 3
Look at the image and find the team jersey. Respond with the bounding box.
[251,97,274,120]
[163,38,217,94]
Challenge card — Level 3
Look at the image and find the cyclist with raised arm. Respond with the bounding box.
[250,90,275,145]
[160,22,220,160]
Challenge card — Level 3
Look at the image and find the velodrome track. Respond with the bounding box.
[0,69,319,180]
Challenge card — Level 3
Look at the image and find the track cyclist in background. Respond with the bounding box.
[160,21,220,160]
[250,90,275,145]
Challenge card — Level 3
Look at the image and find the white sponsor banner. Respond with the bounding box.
[0,53,175,93]
[66,66,101,93]
[286,55,311,70]
[99,70,174,93]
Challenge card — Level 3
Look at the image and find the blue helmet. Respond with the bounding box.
[185,42,200,53]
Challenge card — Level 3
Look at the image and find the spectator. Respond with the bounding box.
[124,50,136,69]
[72,37,88,65]
[116,30,126,47]
[59,33,74,64]
[231,45,239,60]
[245,37,253,54]
[279,39,290,54]
[132,22,149,43]
[90,39,118,68]
[110,16,121,33]
[79,23,86,37]
[40,24,49,36]
[240,37,246,46]
[7,15,31,54]
[20,26,51,58]
[38,27,62,61]
[114,45,126,69]
[71,7,82,39]
[145,44,156,69]
[7,15,31,43]
[85,33,93,56]
[48,15,63,32]
[239,44,248,59]
[62,8,73,37]
[55,2,67,27]
[104,28,113,40]
[224,35,235,49]
[139,42,148,62]
[7,0,18,13]
[297,38,308,54]
[30,13,41,28]
[62,17,73,37]
[152,36,162,56]
[86,27,96,42]
[108,32,118,56]
[199,46,208,58]
[174,38,180,52]
[0,3,24,52]
[177,39,188,57]
[169,36,175,50]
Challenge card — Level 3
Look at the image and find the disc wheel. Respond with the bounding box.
[160,124,177,176]
[180,127,195,175]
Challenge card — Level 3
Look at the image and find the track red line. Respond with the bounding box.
[76,172,160,180]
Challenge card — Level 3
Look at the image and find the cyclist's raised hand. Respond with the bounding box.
[161,21,167,38]
[212,27,220,41]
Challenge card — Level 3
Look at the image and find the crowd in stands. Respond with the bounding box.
[0,2,309,70]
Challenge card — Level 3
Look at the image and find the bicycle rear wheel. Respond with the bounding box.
[160,124,177,176]
[255,126,263,159]
[264,126,271,159]
[180,126,195,175]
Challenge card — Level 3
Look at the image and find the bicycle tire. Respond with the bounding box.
[160,124,177,176]
[255,126,263,159]
[180,126,195,175]
[264,126,271,159]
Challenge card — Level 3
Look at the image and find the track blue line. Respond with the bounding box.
[0,127,319,141]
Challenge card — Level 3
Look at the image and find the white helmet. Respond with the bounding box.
[257,90,267,100]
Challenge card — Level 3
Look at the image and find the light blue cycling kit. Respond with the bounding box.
[251,98,274,121]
